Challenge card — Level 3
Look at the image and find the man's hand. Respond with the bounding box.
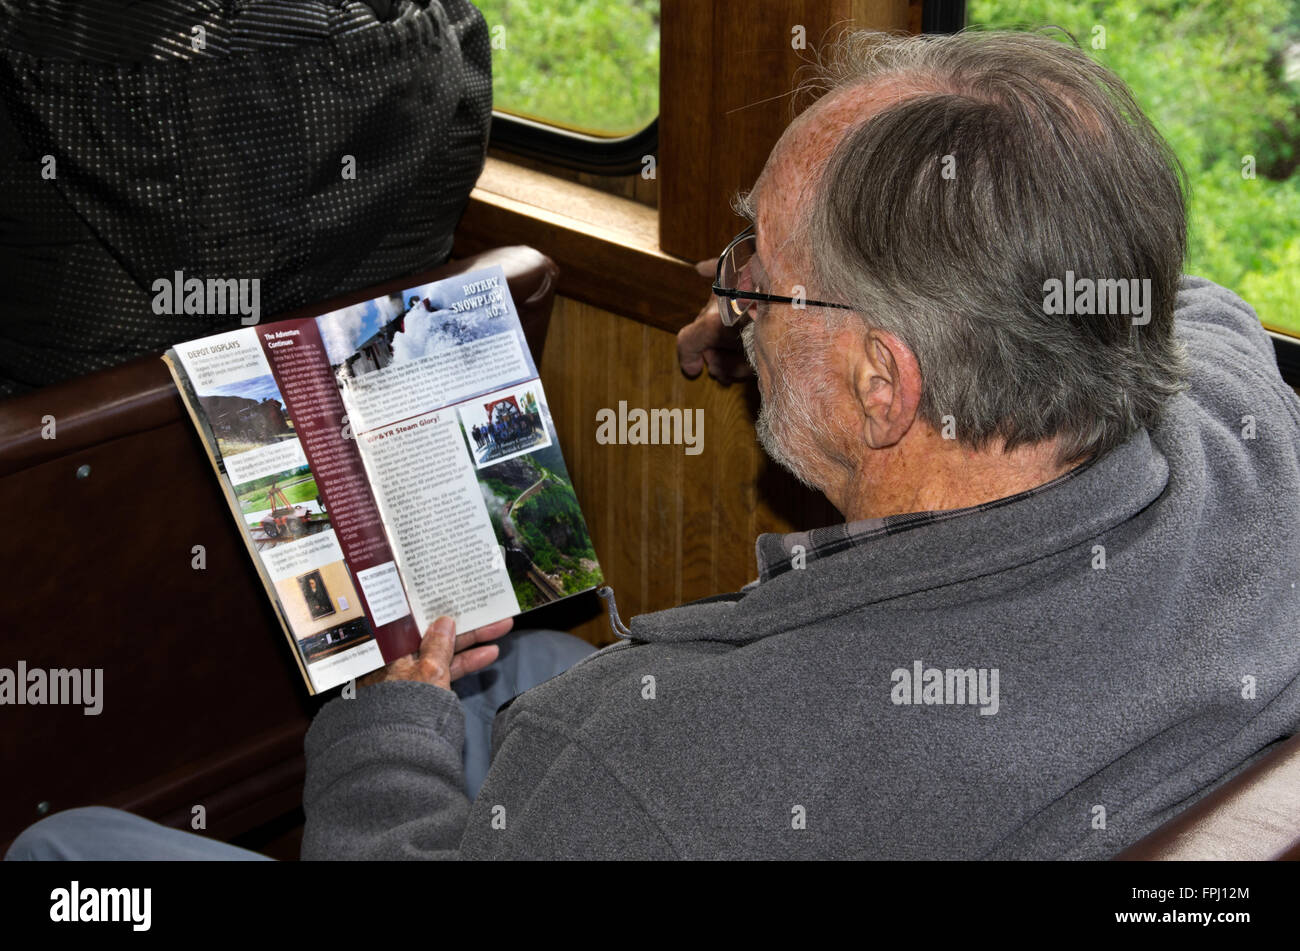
[357,616,513,692]
[676,259,755,384]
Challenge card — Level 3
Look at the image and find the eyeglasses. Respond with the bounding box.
[711,225,855,327]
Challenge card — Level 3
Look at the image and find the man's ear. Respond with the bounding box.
[851,328,922,448]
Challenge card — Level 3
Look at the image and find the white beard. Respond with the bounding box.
[742,322,830,490]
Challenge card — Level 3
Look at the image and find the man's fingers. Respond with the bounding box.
[449,644,500,681]
[676,308,712,359]
[414,616,456,679]
[679,259,721,376]
[700,347,755,384]
[421,616,457,652]
[454,617,513,652]
[704,349,735,381]
[677,299,726,378]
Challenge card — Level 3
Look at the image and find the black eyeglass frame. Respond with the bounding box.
[711,225,856,325]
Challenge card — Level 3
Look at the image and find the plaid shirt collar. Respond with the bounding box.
[754,456,1098,584]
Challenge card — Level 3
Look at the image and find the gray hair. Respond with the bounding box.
[800,29,1188,464]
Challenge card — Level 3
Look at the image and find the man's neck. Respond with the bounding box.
[832,429,1084,522]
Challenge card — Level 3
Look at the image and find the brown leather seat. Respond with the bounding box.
[0,247,558,857]
[1115,733,1300,860]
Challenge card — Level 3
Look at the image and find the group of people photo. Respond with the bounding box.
[468,394,546,464]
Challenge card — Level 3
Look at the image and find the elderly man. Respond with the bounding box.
[12,29,1300,861]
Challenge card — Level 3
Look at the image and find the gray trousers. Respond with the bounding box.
[5,629,595,861]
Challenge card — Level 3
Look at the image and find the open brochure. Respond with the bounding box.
[163,266,604,695]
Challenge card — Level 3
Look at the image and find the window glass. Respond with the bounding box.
[475,0,660,138]
[970,0,1300,338]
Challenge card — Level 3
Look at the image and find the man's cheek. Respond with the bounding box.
[756,331,787,394]
[741,323,762,379]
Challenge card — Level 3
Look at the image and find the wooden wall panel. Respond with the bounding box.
[488,147,658,208]
[660,0,916,263]
[539,295,840,647]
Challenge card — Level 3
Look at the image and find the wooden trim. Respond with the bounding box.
[659,0,917,263]
[487,147,658,208]
[102,720,309,846]
[658,0,715,264]
[454,158,711,335]
[455,1,919,328]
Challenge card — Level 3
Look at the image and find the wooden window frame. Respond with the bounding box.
[453,0,1300,389]
[454,0,921,333]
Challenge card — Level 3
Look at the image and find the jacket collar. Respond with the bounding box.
[628,426,1169,645]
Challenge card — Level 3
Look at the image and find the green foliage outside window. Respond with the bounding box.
[472,0,1297,335]
[970,0,1300,335]
[474,0,660,137]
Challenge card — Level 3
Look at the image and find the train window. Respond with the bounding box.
[476,0,660,138]
[969,0,1300,340]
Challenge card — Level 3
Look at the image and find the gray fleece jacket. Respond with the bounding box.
[301,276,1300,860]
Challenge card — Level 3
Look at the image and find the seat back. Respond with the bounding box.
[1115,733,1300,860]
[0,247,558,855]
